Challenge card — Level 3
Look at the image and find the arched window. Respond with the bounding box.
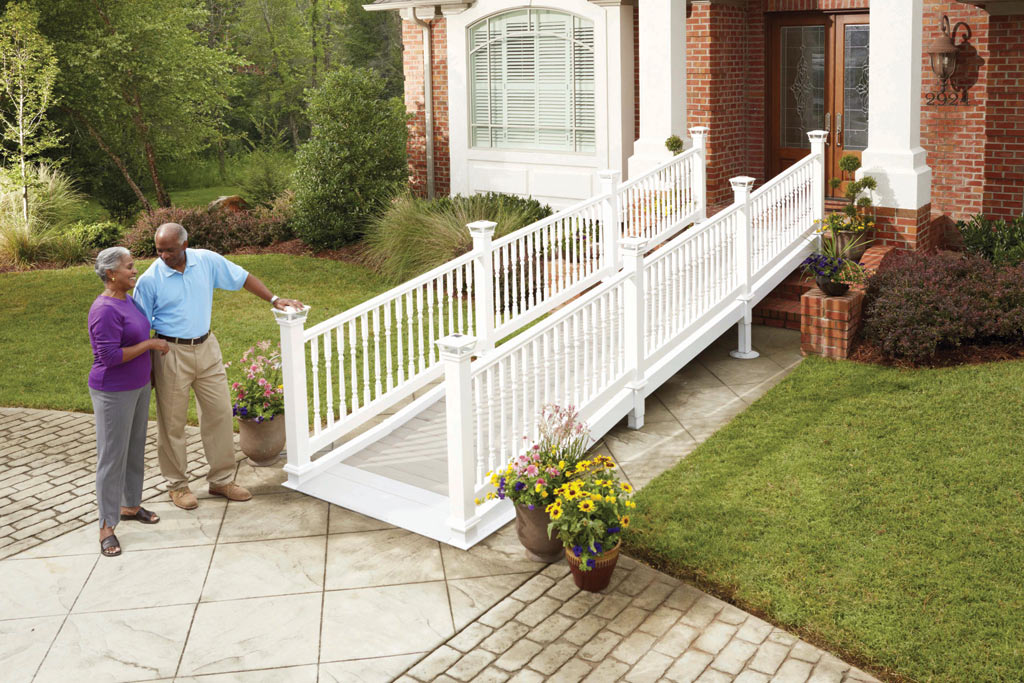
[469,9,595,153]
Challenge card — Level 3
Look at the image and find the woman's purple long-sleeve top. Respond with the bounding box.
[87,294,152,392]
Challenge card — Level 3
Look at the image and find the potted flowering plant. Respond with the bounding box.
[824,153,878,262]
[546,458,636,592]
[227,340,286,466]
[802,222,868,297]
[478,405,591,562]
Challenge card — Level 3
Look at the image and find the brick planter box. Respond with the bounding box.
[800,288,865,359]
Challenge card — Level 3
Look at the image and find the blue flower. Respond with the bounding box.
[514,481,525,491]
[592,542,603,554]
[607,526,621,535]
[527,504,534,510]
[572,545,583,557]
[586,558,596,568]
[239,406,248,416]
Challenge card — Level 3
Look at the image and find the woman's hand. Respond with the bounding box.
[149,338,170,355]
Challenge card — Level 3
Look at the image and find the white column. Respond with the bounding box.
[274,305,311,484]
[437,333,478,545]
[728,177,759,360]
[627,0,686,178]
[857,0,931,210]
[621,237,648,429]
[598,170,622,270]
[594,1,635,177]
[468,221,496,353]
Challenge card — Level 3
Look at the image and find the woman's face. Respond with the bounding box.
[106,256,138,291]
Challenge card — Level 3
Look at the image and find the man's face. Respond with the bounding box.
[155,233,187,269]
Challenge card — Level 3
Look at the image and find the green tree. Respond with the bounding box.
[293,66,407,248]
[332,0,403,98]
[0,2,60,224]
[39,0,240,209]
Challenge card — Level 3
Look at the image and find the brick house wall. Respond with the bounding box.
[984,14,1024,221]
[403,16,450,198]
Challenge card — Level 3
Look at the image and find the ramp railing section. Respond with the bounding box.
[275,129,710,480]
[439,131,827,547]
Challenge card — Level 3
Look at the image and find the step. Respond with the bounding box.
[752,294,802,331]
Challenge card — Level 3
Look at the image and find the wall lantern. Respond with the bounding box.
[926,15,971,105]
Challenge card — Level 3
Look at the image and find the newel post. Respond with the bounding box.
[437,333,479,545]
[598,170,622,271]
[621,237,648,429]
[689,126,709,220]
[468,221,497,354]
[808,130,829,224]
[729,177,760,360]
[273,305,311,482]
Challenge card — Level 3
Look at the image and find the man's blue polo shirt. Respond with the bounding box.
[134,248,249,338]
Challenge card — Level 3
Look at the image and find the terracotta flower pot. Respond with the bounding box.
[515,504,562,563]
[815,276,850,297]
[565,540,622,592]
[238,415,285,467]
[836,230,871,263]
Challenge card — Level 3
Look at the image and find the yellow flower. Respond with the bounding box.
[535,483,546,494]
[605,495,617,504]
[558,460,566,470]
[578,499,596,513]
[620,482,633,493]
[486,492,496,500]
[625,500,636,509]
[549,505,563,520]
[474,497,481,505]
[541,489,549,498]
[620,515,631,528]
[545,502,560,514]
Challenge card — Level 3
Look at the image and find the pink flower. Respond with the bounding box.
[525,464,539,476]
[257,340,271,351]
[231,382,240,389]
[546,467,559,476]
[263,388,273,397]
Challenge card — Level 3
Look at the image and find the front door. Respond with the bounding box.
[767,12,870,197]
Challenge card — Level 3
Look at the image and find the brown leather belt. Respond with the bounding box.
[156,331,210,346]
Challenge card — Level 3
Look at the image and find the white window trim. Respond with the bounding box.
[448,0,633,205]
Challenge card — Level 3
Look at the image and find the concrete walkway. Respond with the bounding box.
[0,326,882,683]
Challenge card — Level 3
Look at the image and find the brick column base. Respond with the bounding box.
[872,204,936,251]
[801,288,865,359]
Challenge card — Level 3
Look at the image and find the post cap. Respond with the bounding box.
[467,220,497,237]
[272,305,310,325]
[688,126,709,136]
[436,333,478,358]
[807,130,829,143]
[619,236,648,254]
[730,176,756,191]
[597,169,621,181]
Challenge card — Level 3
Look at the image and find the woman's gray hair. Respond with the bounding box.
[95,246,130,283]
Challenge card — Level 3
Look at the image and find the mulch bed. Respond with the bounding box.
[849,338,1024,369]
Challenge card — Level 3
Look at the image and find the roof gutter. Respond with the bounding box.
[410,9,436,199]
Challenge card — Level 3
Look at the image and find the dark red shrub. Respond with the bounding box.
[125,202,291,258]
[862,251,1024,363]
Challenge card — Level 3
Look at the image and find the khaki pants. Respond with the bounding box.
[152,333,235,490]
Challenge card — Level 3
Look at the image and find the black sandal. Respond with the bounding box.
[120,507,160,524]
[100,534,121,557]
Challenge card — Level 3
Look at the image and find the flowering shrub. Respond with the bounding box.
[477,405,591,509]
[863,251,1024,363]
[545,459,636,571]
[227,341,285,422]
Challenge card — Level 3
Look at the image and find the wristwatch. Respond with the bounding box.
[270,295,280,305]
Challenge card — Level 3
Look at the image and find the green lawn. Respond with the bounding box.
[0,254,390,420]
[75,185,242,223]
[626,356,1024,682]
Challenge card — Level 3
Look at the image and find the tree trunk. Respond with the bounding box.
[62,106,153,213]
[142,135,171,207]
[288,112,300,149]
[310,0,319,88]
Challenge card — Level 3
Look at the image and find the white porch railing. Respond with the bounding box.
[275,128,710,484]
[438,131,827,547]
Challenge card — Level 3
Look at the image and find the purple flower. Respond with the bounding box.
[591,542,603,554]
[239,406,248,416]
[586,558,596,569]
[607,526,621,535]
[572,545,583,557]
[514,481,525,491]
[527,504,534,510]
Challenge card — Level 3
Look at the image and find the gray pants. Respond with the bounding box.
[89,383,150,529]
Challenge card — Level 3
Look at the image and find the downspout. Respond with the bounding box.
[411,9,436,199]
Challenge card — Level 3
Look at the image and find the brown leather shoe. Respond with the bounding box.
[169,487,198,510]
[208,482,252,502]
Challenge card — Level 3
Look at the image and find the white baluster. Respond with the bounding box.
[383,302,394,392]
[324,332,334,424]
[372,308,383,400]
[468,221,496,353]
[336,326,346,417]
[348,320,359,408]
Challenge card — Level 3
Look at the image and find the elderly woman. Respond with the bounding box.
[88,247,169,556]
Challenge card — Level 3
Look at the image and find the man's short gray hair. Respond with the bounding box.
[156,222,188,245]
[95,246,130,283]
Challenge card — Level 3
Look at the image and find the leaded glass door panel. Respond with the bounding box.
[768,12,869,199]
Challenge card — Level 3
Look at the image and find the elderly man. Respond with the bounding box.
[134,223,303,510]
